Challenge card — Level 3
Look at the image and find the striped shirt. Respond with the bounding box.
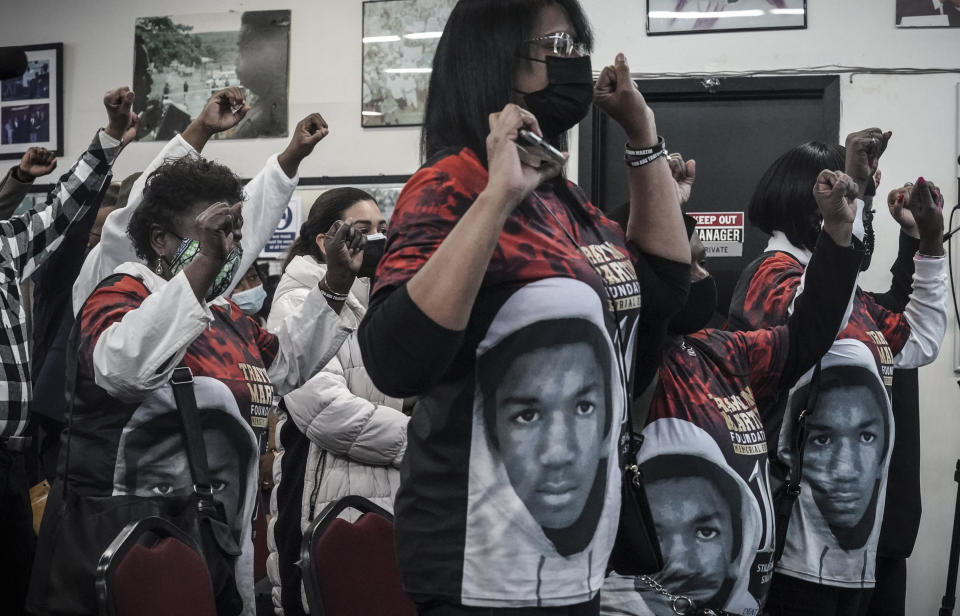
[0,129,121,437]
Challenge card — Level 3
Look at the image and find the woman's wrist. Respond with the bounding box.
[622,107,657,148]
[321,272,354,295]
[918,237,945,257]
[181,120,214,152]
[822,220,853,248]
[477,185,524,220]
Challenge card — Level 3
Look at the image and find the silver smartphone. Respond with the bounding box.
[516,129,566,166]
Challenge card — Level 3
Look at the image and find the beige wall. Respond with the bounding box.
[2,0,959,612]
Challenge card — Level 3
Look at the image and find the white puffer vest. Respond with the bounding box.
[265,255,407,614]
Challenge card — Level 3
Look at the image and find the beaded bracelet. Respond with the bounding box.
[624,136,666,158]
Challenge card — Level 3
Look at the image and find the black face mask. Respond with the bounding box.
[668,276,718,335]
[518,55,593,138]
[358,238,385,280]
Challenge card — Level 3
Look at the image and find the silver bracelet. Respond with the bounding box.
[319,287,348,302]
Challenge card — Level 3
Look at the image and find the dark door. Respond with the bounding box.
[578,75,840,317]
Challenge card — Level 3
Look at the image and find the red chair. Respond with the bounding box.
[96,517,217,616]
[300,495,416,616]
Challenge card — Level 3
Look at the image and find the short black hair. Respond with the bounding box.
[282,187,377,270]
[128,156,244,262]
[747,141,845,253]
[421,0,593,165]
[477,317,613,449]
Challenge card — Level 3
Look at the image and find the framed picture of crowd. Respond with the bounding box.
[646,0,807,35]
[361,0,457,127]
[0,43,63,160]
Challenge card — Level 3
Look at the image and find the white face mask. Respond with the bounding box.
[232,284,267,315]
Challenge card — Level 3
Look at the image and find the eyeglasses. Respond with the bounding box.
[523,31,587,58]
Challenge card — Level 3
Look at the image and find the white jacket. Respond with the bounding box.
[265,255,408,614]
[72,133,298,314]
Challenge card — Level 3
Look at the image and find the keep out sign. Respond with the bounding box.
[690,211,745,257]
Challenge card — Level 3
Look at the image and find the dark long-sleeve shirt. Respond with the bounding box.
[359,147,689,607]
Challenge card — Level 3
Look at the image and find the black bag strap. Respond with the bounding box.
[774,359,822,561]
[169,366,218,508]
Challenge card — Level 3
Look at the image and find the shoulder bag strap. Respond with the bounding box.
[169,366,217,509]
[774,359,822,561]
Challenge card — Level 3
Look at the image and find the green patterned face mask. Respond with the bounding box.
[166,235,243,301]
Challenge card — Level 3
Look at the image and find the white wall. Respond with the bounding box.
[2,0,959,612]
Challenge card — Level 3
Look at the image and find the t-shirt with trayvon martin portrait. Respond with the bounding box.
[730,251,911,588]
[366,147,688,608]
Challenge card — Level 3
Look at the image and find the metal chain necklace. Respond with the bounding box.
[635,575,739,616]
[636,575,695,615]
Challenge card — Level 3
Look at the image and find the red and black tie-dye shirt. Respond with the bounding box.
[729,250,909,588]
[733,252,909,385]
[360,147,689,608]
[644,331,786,616]
[634,235,863,615]
[66,274,279,495]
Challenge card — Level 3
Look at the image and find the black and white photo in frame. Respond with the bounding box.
[132,10,290,141]
[361,0,457,127]
[896,0,960,27]
[646,0,806,35]
[0,43,62,159]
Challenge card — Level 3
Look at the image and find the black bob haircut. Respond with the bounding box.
[421,0,594,165]
[747,141,845,253]
[128,156,245,262]
[477,317,613,450]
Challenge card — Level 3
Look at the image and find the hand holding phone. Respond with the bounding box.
[516,129,567,166]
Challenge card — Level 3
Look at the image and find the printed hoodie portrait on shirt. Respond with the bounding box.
[462,277,623,606]
[111,376,260,601]
[636,418,762,616]
[776,338,892,585]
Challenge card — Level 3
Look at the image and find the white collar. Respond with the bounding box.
[764,198,866,267]
[765,231,812,266]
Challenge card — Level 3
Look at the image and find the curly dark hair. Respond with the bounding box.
[127,156,245,262]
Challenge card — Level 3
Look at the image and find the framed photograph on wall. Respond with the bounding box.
[132,10,290,142]
[259,176,409,261]
[361,0,457,127]
[0,43,63,160]
[647,0,807,35]
[896,0,960,28]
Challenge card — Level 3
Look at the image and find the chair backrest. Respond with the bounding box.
[300,495,416,616]
[96,517,217,616]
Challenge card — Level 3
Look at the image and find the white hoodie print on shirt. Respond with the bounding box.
[462,277,624,608]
